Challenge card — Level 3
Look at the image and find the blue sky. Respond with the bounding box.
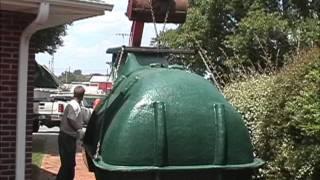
[36,0,177,76]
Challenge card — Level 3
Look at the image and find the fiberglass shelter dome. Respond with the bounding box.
[83,47,264,180]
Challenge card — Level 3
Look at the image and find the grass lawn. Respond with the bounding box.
[32,152,44,167]
[32,137,45,179]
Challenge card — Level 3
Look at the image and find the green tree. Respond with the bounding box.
[58,69,91,83]
[159,0,320,78]
[31,0,104,54]
[31,25,67,54]
[159,0,255,74]
[73,69,82,75]
[224,9,291,71]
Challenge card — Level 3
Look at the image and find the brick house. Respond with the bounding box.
[0,1,113,179]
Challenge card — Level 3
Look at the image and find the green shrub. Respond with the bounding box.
[224,49,320,179]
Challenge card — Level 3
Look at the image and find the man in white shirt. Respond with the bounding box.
[56,86,86,180]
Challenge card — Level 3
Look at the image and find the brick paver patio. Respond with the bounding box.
[40,152,95,180]
[33,133,95,180]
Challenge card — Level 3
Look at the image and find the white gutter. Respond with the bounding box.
[16,1,50,180]
[49,0,113,11]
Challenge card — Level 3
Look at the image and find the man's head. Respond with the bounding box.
[73,86,85,101]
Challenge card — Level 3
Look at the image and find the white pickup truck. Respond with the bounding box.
[33,94,93,132]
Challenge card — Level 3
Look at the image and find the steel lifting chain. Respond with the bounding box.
[161,0,172,37]
[195,41,223,93]
[148,0,173,47]
[114,46,125,79]
[149,0,159,39]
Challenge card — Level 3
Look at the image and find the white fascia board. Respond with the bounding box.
[1,0,113,11]
[0,0,114,28]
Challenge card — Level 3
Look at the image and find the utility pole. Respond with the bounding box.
[68,66,71,83]
[65,66,70,84]
[48,55,54,73]
[51,55,54,74]
[65,68,68,84]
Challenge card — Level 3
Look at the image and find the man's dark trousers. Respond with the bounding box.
[56,131,77,180]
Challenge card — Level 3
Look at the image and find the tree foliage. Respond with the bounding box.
[160,0,320,77]
[31,0,104,54]
[57,69,91,83]
[224,9,290,69]
[31,25,67,55]
[159,1,320,178]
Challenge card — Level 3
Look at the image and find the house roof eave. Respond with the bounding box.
[0,0,114,28]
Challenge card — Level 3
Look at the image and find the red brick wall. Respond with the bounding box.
[0,10,36,180]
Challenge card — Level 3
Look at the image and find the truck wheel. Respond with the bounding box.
[33,120,40,132]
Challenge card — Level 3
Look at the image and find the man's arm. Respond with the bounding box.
[67,117,82,131]
[81,107,92,125]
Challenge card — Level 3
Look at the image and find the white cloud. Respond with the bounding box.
[36,1,178,75]
[37,37,115,75]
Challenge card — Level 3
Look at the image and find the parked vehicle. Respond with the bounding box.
[33,94,94,132]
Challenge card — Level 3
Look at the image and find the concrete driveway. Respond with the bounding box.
[33,126,95,180]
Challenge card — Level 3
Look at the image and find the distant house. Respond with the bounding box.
[64,82,105,95]
[89,75,113,92]
[0,1,113,179]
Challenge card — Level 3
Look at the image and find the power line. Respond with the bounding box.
[115,33,130,45]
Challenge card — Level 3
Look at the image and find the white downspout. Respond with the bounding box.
[16,1,50,180]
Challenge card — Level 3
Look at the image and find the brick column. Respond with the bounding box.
[0,10,36,180]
